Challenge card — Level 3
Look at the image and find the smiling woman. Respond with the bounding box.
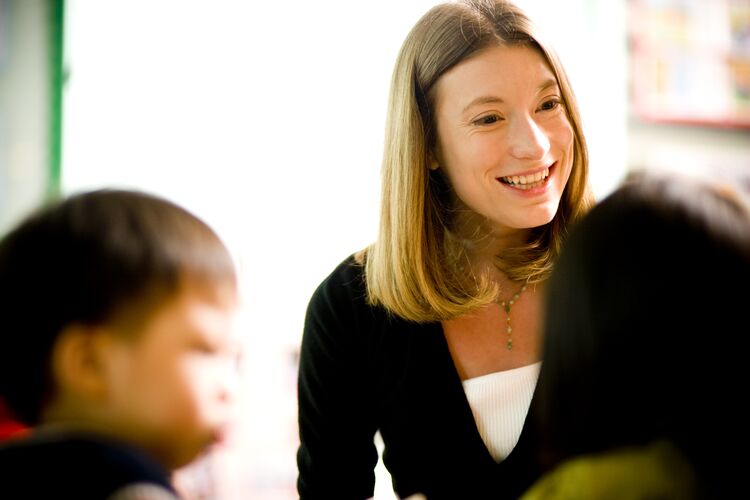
[296,1,594,499]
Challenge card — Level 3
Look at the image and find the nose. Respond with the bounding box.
[216,352,241,405]
[508,115,550,161]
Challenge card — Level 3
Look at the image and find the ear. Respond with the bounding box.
[51,325,112,401]
[428,147,442,171]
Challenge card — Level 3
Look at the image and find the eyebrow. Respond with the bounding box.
[461,78,560,114]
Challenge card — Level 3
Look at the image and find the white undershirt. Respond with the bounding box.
[462,362,541,463]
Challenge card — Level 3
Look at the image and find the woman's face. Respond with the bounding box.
[433,44,574,235]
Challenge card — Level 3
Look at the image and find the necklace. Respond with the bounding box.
[497,283,527,350]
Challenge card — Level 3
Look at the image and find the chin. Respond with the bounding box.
[164,437,215,470]
[522,205,559,229]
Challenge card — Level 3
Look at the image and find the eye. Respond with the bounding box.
[190,338,219,355]
[473,114,503,126]
[539,98,561,112]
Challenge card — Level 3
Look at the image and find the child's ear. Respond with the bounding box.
[51,325,111,400]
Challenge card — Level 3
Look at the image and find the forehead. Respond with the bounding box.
[434,44,557,112]
[129,280,237,339]
[170,281,237,327]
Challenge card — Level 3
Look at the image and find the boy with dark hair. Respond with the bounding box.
[0,189,239,498]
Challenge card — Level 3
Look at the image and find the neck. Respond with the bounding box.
[41,408,170,469]
[452,229,530,290]
[42,401,113,437]
[43,397,130,446]
[452,209,530,260]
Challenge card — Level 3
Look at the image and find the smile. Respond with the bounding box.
[498,165,551,190]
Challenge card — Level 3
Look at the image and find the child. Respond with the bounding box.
[0,189,239,498]
[521,172,750,499]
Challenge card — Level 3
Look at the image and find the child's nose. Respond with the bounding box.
[217,356,241,404]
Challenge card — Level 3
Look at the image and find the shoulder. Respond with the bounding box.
[519,440,698,500]
[306,253,371,319]
[302,253,398,356]
[313,254,367,301]
[0,431,174,496]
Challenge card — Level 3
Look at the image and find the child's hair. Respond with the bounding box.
[536,172,750,495]
[0,189,237,425]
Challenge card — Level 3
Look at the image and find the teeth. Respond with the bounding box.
[502,167,549,187]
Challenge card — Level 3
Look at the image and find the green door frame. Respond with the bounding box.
[48,0,64,198]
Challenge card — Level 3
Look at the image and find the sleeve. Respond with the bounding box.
[296,260,380,499]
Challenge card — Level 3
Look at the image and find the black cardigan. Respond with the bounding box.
[297,255,542,499]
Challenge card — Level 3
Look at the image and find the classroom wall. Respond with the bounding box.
[0,0,51,235]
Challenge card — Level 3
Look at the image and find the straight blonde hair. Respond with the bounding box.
[364,0,594,322]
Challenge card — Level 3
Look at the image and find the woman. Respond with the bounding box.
[297,1,593,498]
[521,172,750,499]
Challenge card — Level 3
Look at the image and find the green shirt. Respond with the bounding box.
[520,440,698,500]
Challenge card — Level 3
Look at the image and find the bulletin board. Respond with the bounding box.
[628,0,750,129]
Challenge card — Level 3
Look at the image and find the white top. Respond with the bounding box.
[462,362,541,463]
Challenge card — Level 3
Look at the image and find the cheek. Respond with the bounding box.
[553,120,575,175]
[120,351,197,415]
[557,119,574,154]
[549,114,574,151]
[436,118,470,170]
[106,345,161,410]
[437,135,490,192]
[178,356,234,421]
[137,359,187,418]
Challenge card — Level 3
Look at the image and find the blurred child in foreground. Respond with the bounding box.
[522,172,749,499]
[0,189,239,498]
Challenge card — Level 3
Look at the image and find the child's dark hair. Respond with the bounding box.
[0,189,237,425]
[535,172,750,497]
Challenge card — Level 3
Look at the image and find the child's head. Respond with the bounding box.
[0,189,238,469]
[536,172,750,488]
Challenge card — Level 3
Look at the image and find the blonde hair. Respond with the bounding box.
[364,0,594,322]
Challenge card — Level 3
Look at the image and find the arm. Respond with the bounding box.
[296,262,379,499]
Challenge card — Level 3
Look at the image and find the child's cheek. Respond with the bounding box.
[181,354,235,426]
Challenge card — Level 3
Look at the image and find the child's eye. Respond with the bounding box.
[539,98,561,111]
[190,340,218,355]
[473,114,503,126]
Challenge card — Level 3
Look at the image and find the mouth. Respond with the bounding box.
[209,425,230,448]
[497,163,553,191]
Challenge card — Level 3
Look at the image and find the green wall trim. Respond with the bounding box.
[47,0,64,199]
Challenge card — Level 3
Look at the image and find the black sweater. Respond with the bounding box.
[297,255,542,499]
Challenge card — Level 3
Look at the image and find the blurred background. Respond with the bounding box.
[1,0,748,498]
